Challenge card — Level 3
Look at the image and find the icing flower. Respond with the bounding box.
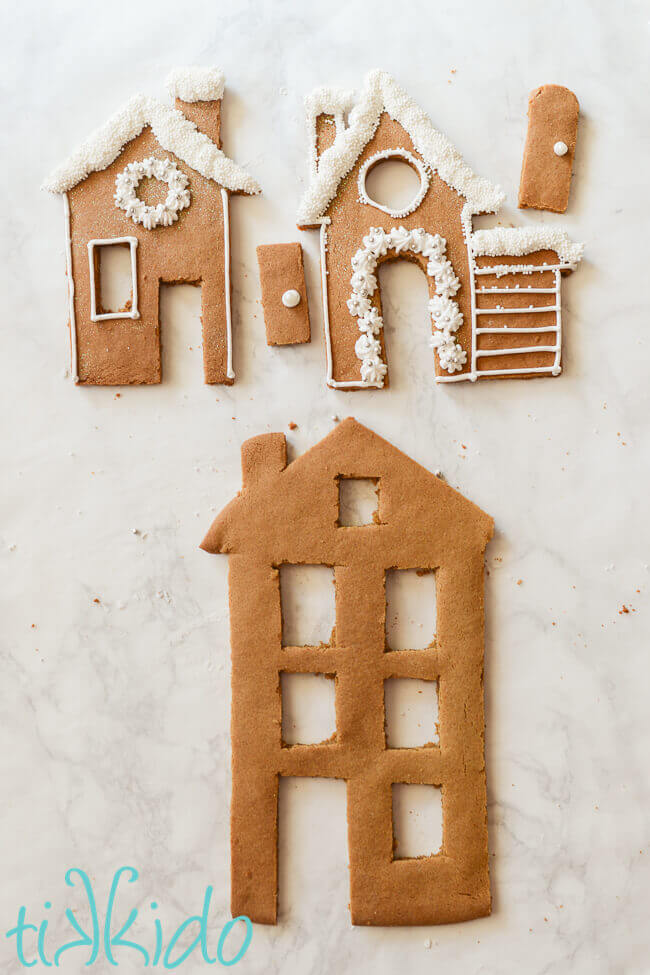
[350,269,377,297]
[429,294,463,332]
[347,293,372,318]
[435,340,467,373]
[433,261,460,296]
[355,333,382,359]
[360,356,388,384]
[358,306,382,335]
[362,227,390,257]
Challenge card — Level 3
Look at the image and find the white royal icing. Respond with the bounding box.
[347,226,466,385]
[304,86,355,178]
[114,156,191,229]
[470,227,583,266]
[282,289,301,308]
[357,148,429,218]
[166,66,225,103]
[298,70,504,226]
[43,90,259,196]
[553,141,568,156]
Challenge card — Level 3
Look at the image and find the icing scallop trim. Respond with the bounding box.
[298,70,505,226]
[347,226,466,385]
[166,66,225,103]
[470,227,584,266]
[42,92,260,195]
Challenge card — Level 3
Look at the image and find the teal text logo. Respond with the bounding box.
[6,867,252,968]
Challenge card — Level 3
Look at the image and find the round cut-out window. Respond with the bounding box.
[358,149,429,218]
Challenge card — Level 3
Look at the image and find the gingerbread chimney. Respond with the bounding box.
[166,66,224,147]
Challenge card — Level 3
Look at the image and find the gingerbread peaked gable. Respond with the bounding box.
[297,69,505,226]
[200,418,493,555]
[43,68,259,195]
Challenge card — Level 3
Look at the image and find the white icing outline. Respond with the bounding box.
[63,193,78,382]
[346,226,465,386]
[114,156,191,230]
[43,92,259,196]
[301,71,584,387]
[87,237,140,322]
[357,148,429,218]
[166,66,225,103]
[222,188,235,380]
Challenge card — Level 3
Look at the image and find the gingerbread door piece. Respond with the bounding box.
[257,243,311,346]
[519,84,579,213]
[201,418,494,926]
[297,70,583,388]
[43,67,260,386]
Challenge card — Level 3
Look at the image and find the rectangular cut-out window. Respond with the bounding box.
[87,237,139,322]
[278,777,348,921]
[392,783,442,859]
[281,672,337,745]
[385,568,436,650]
[280,564,335,647]
[384,677,439,748]
[337,477,380,526]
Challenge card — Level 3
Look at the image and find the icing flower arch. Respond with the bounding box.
[114,157,191,230]
[347,226,466,385]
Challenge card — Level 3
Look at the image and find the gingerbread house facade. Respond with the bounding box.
[201,418,494,926]
[43,67,260,386]
[297,71,583,388]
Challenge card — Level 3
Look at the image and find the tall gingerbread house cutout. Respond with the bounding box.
[297,71,583,388]
[201,418,494,925]
[43,67,260,385]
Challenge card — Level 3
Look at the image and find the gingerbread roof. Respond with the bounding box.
[297,70,505,226]
[43,68,260,196]
[201,418,492,555]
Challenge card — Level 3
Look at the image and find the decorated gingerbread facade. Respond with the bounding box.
[43,67,259,385]
[201,418,493,926]
[297,71,583,388]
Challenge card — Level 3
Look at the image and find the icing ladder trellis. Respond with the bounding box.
[436,257,573,383]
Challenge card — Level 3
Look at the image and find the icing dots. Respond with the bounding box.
[553,141,569,156]
[281,289,301,308]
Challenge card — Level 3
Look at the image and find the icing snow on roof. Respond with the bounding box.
[471,227,584,265]
[43,79,259,195]
[297,70,505,225]
[166,66,225,103]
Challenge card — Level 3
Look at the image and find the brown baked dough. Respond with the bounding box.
[519,84,579,213]
[201,418,494,925]
[257,243,311,346]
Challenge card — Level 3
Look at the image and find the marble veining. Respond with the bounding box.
[1,0,649,971]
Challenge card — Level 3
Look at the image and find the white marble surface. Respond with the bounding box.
[1,0,649,971]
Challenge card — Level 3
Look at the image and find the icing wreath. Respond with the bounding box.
[114,157,191,230]
[347,226,466,385]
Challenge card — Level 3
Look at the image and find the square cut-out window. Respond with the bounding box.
[88,237,140,322]
[384,678,439,748]
[280,564,335,647]
[337,477,380,526]
[385,568,436,650]
[281,672,337,746]
[392,783,442,859]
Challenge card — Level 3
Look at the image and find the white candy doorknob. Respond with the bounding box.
[553,141,568,156]
[281,289,301,308]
